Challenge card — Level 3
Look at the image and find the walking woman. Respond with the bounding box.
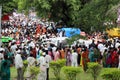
[66,49,72,66]
[81,47,89,72]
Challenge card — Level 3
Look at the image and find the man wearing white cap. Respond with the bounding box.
[15,49,24,80]
[45,50,52,80]
[10,42,17,57]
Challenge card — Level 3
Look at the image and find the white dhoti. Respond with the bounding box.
[118,55,120,69]
[118,63,120,69]
[38,65,46,80]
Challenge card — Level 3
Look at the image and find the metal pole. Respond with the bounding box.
[0,6,2,47]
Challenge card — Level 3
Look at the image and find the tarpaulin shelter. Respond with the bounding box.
[2,15,9,21]
[1,36,13,42]
[57,28,81,37]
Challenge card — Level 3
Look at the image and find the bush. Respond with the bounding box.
[62,66,81,80]
[50,59,66,80]
[30,66,40,80]
[87,62,102,80]
[101,68,120,80]
[23,60,28,76]
[23,60,28,68]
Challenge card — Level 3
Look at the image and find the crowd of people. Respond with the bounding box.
[0,12,120,80]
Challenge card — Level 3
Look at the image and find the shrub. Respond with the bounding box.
[30,66,40,80]
[101,68,120,80]
[50,59,66,80]
[23,60,28,68]
[62,66,81,80]
[23,60,28,76]
[87,62,102,80]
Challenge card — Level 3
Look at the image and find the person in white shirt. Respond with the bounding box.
[115,41,120,49]
[97,42,104,52]
[15,49,24,80]
[10,42,17,56]
[118,54,120,69]
[118,46,120,69]
[45,50,52,80]
[71,49,78,67]
[37,52,47,80]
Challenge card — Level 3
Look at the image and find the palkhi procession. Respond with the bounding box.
[0,0,120,80]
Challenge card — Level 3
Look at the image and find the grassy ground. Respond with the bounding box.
[10,67,104,80]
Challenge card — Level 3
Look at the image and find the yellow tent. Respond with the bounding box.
[106,28,120,37]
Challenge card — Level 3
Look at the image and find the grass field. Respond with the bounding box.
[10,67,104,80]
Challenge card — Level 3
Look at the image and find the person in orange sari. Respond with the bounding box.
[36,25,41,36]
[59,48,65,59]
[16,31,19,39]
[81,47,89,72]
[42,27,47,34]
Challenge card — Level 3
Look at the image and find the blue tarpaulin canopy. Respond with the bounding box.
[57,28,81,37]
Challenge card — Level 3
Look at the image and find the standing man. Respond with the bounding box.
[15,49,24,80]
[25,54,36,79]
[37,52,47,80]
[45,50,52,80]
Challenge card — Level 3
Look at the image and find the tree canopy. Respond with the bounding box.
[79,0,120,32]
[1,0,120,32]
[33,0,82,27]
[0,0,17,14]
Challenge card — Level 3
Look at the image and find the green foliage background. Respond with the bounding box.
[62,66,81,80]
[50,59,66,80]
[87,62,102,80]
[101,68,120,80]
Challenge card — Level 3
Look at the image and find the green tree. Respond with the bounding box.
[106,2,120,27]
[0,0,17,14]
[79,0,120,33]
[36,0,81,27]
[17,0,81,27]
[14,0,35,14]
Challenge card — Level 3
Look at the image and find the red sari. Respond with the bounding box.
[82,50,89,71]
[31,48,37,58]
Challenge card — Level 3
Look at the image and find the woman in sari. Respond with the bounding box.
[66,49,72,66]
[81,48,89,72]
[1,54,11,80]
[88,48,95,62]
